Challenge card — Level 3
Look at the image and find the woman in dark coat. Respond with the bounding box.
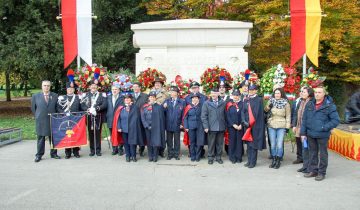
[141,91,166,162]
[183,93,206,162]
[226,89,244,164]
[115,94,144,162]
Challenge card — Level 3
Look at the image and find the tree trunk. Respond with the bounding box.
[24,72,29,97]
[5,69,11,102]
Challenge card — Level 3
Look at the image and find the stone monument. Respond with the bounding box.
[131,19,253,82]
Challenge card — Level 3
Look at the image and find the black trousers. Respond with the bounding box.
[295,137,303,161]
[65,147,80,156]
[308,137,329,175]
[145,129,158,160]
[188,129,202,161]
[228,128,243,162]
[207,131,224,161]
[36,136,57,158]
[122,132,136,158]
[88,123,102,154]
[246,144,258,167]
[166,131,180,158]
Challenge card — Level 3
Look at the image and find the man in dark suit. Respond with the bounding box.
[81,81,108,156]
[56,82,82,159]
[201,87,226,165]
[132,82,148,156]
[31,80,59,162]
[106,84,124,156]
[163,86,185,160]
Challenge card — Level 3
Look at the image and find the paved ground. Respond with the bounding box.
[1,140,359,210]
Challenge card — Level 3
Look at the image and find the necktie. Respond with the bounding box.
[44,94,49,104]
[172,99,176,107]
[214,100,218,106]
[135,93,139,99]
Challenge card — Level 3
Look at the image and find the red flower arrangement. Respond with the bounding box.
[136,68,166,91]
[74,64,112,93]
[200,66,233,94]
[301,67,326,88]
[167,75,192,99]
[283,66,301,95]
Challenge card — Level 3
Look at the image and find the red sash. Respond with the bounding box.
[182,104,192,146]
[243,103,255,142]
[111,106,124,146]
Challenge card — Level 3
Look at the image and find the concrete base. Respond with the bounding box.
[0,141,359,210]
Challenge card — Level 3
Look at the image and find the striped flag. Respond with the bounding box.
[290,0,322,67]
[61,0,92,68]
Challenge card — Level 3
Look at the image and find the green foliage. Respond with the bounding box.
[0,117,37,140]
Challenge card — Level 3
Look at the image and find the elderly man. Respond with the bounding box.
[201,87,226,165]
[132,82,148,157]
[151,78,168,157]
[31,80,59,162]
[106,83,124,156]
[56,82,82,159]
[81,80,107,156]
[301,86,340,181]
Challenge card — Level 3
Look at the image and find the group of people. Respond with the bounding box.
[31,76,340,181]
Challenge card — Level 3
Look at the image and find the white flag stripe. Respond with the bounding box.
[76,0,92,65]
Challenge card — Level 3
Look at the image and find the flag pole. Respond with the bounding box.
[302,54,307,77]
[77,55,81,71]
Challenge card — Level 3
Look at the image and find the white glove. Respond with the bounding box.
[89,107,97,116]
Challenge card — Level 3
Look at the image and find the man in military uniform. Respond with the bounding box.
[81,81,108,156]
[106,83,124,156]
[57,82,82,159]
[31,80,59,162]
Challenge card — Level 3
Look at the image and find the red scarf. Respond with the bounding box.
[111,106,124,146]
[243,102,255,142]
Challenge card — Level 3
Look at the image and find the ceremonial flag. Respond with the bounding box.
[51,112,88,149]
[290,0,322,67]
[61,0,92,68]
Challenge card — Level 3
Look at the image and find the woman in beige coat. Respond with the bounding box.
[265,88,291,169]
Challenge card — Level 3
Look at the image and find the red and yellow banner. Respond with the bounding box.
[290,0,322,67]
[328,129,360,161]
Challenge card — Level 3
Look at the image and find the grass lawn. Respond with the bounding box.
[0,89,41,100]
[0,116,37,140]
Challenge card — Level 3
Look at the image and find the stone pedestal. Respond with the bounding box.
[131,19,253,82]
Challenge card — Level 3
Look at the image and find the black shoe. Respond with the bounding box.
[196,159,200,162]
[149,158,153,162]
[237,159,242,163]
[34,157,41,162]
[139,150,145,157]
[133,157,137,162]
[244,162,250,167]
[175,157,180,160]
[111,151,118,155]
[315,174,325,181]
[248,164,255,168]
[74,154,80,158]
[96,152,102,156]
[304,172,318,178]
[269,157,276,168]
[293,159,303,164]
[153,158,158,162]
[191,159,195,162]
[166,156,172,160]
[118,150,124,156]
[126,157,130,162]
[231,160,236,164]
[89,152,95,157]
[51,155,61,159]
[65,155,71,159]
[274,157,281,169]
[208,160,214,165]
[159,152,165,158]
[216,159,223,164]
[297,167,306,173]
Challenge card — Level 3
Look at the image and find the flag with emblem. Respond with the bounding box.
[51,112,88,149]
